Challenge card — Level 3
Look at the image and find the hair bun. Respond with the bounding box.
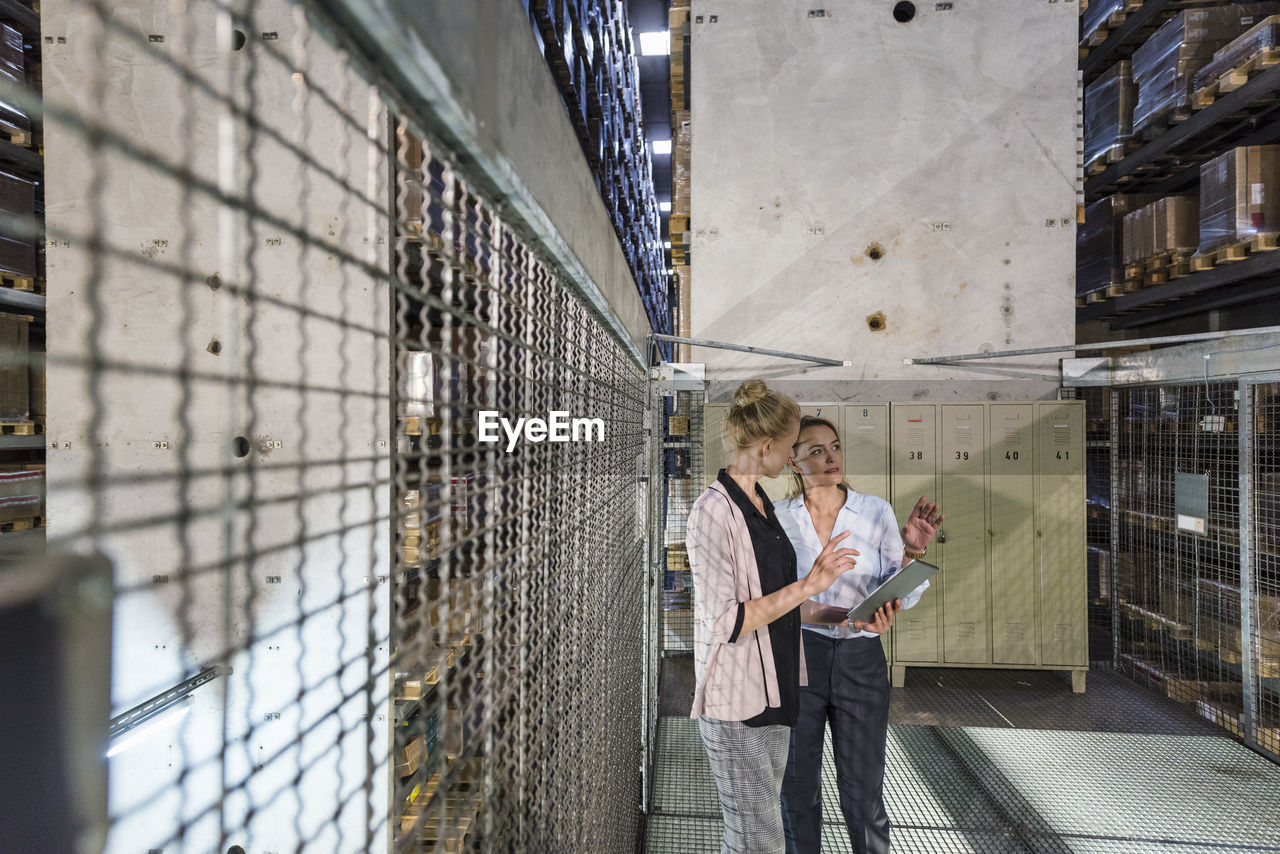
[732,378,769,409]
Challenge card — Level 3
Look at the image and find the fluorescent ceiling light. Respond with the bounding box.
[639,30,670,56]
[650,139,672,155]
[659,201,672,212]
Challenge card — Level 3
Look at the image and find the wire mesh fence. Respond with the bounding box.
[658,390,701,656]
[1248,380,1280,757]
[1110,378,1278,760]
[10,1,654,852]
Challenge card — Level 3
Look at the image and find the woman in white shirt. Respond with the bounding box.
[774,415,942,854]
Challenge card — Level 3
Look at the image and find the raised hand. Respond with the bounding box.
[805,530,860,595]
[903,496,944,553]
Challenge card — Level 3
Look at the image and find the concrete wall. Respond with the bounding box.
[690,0,1080,401]
[44,2,390,850]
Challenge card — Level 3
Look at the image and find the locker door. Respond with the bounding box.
[989,404,1037,665]
[842,404,889,502]
[702,403,728,489]
[843,404,890,661]
[759,404,843,501]
[941,405,989,664]
[890,404,938,663]
[1036,402,1087,667]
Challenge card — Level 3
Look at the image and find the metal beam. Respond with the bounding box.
[907,325,1280,365]
[651,332,851,366]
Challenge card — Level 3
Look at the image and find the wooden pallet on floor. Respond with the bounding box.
[1190,232,1280,271]
[1192,46,1280,110]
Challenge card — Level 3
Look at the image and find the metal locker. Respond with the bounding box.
[1036,402,1087,672]
[989,404,1037,665]
[940,405,989,664]
[842,404,889,502]
[842,404,891,662]
[702,403,728,488]
[890,404,939,664]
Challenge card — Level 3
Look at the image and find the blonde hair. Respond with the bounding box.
[722,379,801,454]
[786,415,854,499]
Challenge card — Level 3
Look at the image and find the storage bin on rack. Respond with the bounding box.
[1196,145,1280,253]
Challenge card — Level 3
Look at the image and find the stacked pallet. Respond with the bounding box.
[1191,14,1280,109]
[1188,145,1280,271]
[1132,6,1280,139]
[1120,195,1198,289]
[528,0,669,335]
[1084,60,1137,175]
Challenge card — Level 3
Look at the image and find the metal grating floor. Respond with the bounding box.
[646,667,1280,853]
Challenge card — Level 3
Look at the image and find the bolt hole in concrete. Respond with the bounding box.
[207,337,221,355]
[233,436,250,458]
[866,242,885,261]
[231,29,246,50]
[893,1,916,22]
[867,312,887,332]
[227,848,246,854]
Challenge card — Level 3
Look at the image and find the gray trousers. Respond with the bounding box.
[781,631,892,854]
[699,716,791,854]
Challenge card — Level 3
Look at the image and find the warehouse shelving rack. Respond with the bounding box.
[1077,2,1280,328]
[0,0,43,547]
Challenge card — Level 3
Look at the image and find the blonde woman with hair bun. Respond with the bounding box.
[687,379,861,854]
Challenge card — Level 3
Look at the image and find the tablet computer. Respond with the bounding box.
[846,559,939,625]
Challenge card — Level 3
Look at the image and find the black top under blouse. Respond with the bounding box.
[716,469,800,728]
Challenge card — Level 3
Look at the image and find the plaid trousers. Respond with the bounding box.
[699,716,791,854]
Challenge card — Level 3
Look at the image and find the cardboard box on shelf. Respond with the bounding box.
[0,312,29,420]
[1197,145,1280,253]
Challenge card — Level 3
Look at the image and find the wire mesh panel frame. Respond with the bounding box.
[1108,374,1280,762]
[35,0,655,851]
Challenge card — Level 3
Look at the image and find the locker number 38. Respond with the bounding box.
[909,451,924,460]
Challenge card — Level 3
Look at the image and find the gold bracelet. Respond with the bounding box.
[903,547,927,560]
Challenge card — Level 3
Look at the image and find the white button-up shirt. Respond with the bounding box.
[774,489,930,639]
